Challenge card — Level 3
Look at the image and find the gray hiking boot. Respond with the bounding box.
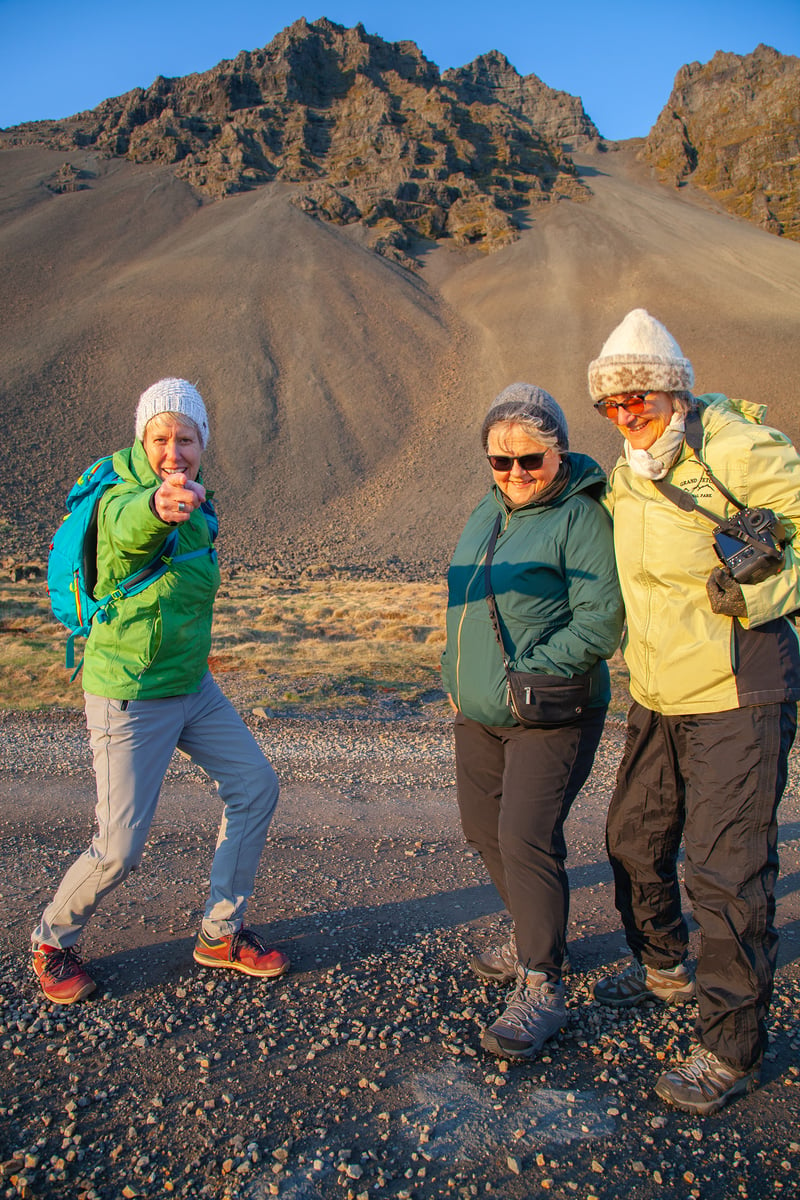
[480,966,567,1061]
[470,932,518,983]
[654,1044,760,1115]
[470,931,572,984]
[592,957,694,1008]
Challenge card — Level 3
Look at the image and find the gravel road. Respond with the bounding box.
[1,706,799,1200]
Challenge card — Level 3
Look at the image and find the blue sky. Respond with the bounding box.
[1,0,798,140]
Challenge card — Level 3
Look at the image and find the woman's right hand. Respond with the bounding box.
[153,474,206,524]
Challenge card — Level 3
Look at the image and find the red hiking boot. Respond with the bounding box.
[193,927,289,978]
[33,945,97,1005]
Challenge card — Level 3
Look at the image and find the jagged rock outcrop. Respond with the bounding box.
[2,18,588,264]
[442,51,601,147]
[640,44,800,241]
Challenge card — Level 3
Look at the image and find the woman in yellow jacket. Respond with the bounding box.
[589,309,800,1115]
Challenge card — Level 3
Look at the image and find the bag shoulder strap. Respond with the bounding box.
[484,513,514,678]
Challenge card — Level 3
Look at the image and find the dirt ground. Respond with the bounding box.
[1,709,799,1200]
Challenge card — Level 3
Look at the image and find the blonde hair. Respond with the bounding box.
[143,411,202,439]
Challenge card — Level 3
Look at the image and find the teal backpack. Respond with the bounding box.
[48,456,217,675]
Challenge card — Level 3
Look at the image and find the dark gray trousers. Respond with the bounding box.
[454,709,606,980]
[607,700,796,1071]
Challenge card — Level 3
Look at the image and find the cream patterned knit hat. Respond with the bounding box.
[588,309,694,402]
[135,378,209,448]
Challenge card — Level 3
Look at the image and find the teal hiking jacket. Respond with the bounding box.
[441,453,624,727]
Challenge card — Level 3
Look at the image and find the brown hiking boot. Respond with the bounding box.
[655,1044,760,1115]
[471,931,572,983]
[592,958,694,1007]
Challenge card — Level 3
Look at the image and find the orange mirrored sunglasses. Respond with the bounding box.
[593,393,650,419]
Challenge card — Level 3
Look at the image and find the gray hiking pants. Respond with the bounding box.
[33,672,279,949]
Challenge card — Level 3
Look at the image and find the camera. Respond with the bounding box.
[713,507,787,584]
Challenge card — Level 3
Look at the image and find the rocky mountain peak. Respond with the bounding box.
[640,43,800,240]
[2,18,589,266]
[442,52,601,147]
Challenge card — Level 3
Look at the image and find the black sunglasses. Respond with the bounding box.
[486,451,548,472]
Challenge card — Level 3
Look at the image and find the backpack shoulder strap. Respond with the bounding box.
[684,408,745,510]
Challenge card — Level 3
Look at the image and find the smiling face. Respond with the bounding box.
[611,391,676,451]
[486,421,561,506]
[142,413,202,481]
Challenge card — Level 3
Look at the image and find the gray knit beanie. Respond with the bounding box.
[588,309,694,402]
[482,382,569,452]
[135,378,210,448]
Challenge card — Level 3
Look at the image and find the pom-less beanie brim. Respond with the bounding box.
[485,382,570,451]
[588,353,694,402]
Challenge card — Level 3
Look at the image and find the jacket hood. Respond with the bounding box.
[609,394,768,484]
[697,393,768,430]
[113,442,161,488]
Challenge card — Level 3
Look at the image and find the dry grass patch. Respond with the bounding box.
[0,572,449,714]
[0,573,81,708]
[209,575,448,713]
[0,570,630,718]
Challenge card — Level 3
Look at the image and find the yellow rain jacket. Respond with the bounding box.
[607,394,800,715]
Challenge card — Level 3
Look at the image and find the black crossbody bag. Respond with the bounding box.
[484,513,593,727]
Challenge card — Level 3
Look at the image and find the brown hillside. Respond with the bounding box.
[1,27,799,578]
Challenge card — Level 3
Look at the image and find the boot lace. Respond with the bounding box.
[230,928,268,960]
[501,976,559,1035]
[46,947,87,980]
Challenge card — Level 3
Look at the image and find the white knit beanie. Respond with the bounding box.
[134,378,210,448]
[588,309,694,402]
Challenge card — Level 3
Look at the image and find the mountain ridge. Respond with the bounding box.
[1,18,594,266]
[1,25,799,576]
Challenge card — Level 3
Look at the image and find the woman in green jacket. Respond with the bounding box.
[442,383,623,1061]
[33,378,289,1004]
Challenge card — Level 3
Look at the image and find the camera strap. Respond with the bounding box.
[651,411,784,561]
[653,479,726,524]
[651,408,747,521]
[683,409,747,510]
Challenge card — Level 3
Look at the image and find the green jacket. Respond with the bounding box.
[81,440,220,699]
[607,394,800,715]
[442,453,624,727]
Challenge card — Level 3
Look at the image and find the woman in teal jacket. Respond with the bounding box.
[33,379,289,1005]
[442,383,623,1062]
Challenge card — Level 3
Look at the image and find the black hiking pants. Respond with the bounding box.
[608,699,796,1071]
[454,708,606,981]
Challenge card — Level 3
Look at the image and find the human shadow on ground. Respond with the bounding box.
[64,875,652,999]
[42,820,800,999]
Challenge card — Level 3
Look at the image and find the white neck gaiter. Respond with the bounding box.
[623,412,686,480]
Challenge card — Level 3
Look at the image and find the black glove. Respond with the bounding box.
[706,566,747,617]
